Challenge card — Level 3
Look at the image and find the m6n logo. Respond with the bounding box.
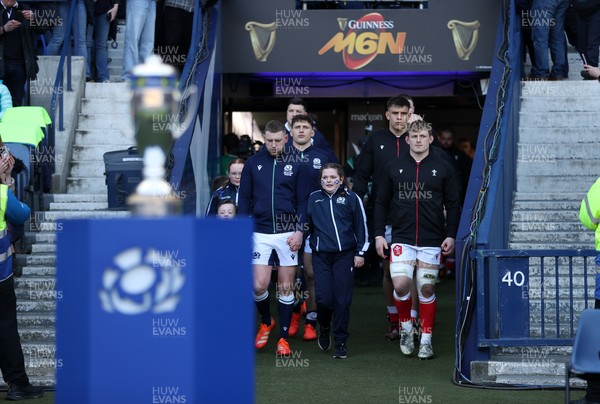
[318,13,406,70]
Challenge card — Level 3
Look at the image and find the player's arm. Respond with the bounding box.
[373,163,393,258]
[353,191,370,258]
[442,164,462,240]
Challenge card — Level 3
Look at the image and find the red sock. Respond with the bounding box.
[419,297,437,335]
[389,312,399,325]
[393,294,412,324]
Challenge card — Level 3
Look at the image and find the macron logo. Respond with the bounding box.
[380,145,384,150]
[257,165,263,171]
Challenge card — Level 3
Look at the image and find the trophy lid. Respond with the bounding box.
[131,55,177,90]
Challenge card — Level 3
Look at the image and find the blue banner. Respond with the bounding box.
[56,218,254,403]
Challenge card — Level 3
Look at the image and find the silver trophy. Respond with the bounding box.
[126,55,196,216]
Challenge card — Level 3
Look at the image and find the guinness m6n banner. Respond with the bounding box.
[222,0,499,73]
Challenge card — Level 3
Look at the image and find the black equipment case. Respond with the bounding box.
[103,146,143,210]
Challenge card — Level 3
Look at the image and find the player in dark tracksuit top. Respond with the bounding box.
[352,95,413,341]
[374,120,461,360]
[286,114,339,341]
[353,96,460,341]
[306,163,369,359]
[238,120,311,356]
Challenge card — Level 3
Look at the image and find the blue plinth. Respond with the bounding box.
[55,218,254,404]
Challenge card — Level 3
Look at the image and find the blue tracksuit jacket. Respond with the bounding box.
[238,147,311,234]
[306,187,370,256]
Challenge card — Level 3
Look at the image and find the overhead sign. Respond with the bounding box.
[222,0,499,73]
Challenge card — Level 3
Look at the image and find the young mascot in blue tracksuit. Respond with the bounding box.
[305,162,369,359]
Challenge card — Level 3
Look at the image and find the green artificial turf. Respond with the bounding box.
[256,279,581,404]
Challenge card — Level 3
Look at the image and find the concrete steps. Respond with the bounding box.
[13,192,131,387]
[475,52,600,387]
[516,175,597,192]
[8,21,129,388]
[69,82,135,195]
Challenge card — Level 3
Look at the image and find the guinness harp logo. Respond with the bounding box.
[245,21,277,62]
[337,17,348,31]
[447,20,480,61]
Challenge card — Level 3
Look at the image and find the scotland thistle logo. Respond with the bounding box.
[99,247,185,315]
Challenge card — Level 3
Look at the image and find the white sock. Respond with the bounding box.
[400,320,413,334]
[420,333,432,345]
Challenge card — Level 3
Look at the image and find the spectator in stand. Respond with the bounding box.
[205,158,244,217]
[575,0,600,80]
[529,0,569,80]
[574,0,600,80]
[86,0,119,82]
[0,0,39,106]
[517,0,536,78]
[0,156,44,400]
[163,0,194,73]
[121,0,155,80]
[0,80,12,119]
[45,0,89,75]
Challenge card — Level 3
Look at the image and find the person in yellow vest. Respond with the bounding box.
[0,181,44,400]
[577,177,600,404]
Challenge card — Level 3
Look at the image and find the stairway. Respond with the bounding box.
[12,79,135,387]
[472,79,600,386]
[68,82,134,193]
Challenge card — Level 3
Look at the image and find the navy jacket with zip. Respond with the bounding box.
[289,144,339,193]
[238,147,311,234]
[205,181,239,217]
[306,187,370,257]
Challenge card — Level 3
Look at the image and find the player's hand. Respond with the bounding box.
[287,230,303,252]
[441,237,455,256]
[354,256,364,268]
[376,237,388,259]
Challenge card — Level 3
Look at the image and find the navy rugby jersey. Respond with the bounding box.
[238,147,311,234]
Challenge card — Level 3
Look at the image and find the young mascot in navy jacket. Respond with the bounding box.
[305,163,369,359]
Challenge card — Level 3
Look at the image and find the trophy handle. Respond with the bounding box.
[172,84,199,139]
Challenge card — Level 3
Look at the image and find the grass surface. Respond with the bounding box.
[8,280,582,403]
[256,279,581,404]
